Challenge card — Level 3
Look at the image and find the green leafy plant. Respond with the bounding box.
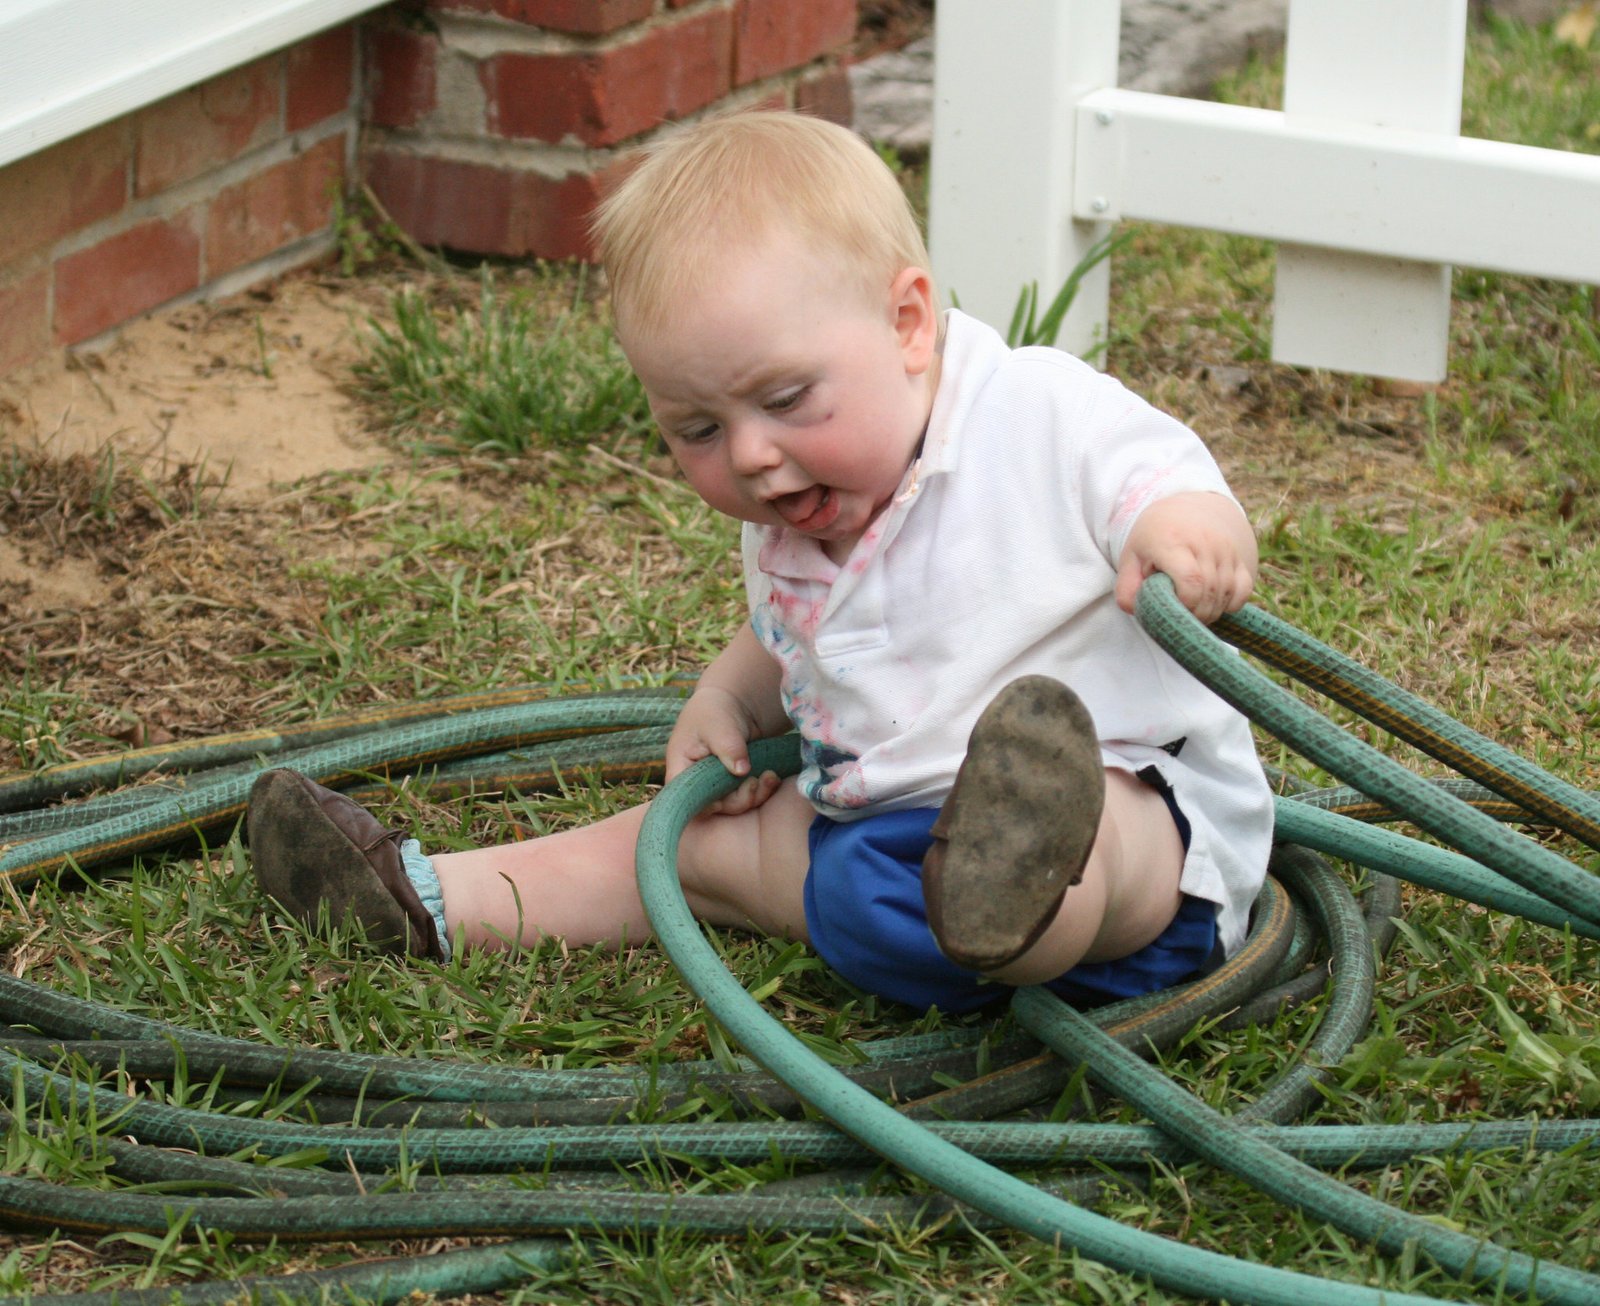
[1003,230,1129,350]
[949,229,1128,353]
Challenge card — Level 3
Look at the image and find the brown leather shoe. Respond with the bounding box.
[922,676,1105,972]
[247,769,444,961]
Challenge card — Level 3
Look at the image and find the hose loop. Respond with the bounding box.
[3,574,1596,1303]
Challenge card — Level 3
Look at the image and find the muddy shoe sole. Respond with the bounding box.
[247,768,442,960]
[922,676,1105,972]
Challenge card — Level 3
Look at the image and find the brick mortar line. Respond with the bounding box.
[435,0,734,59]
[623,60,846,147]
[361,62,825,173]
[46,114,357,264]
[65,230,339,357]
[433,11,606,57]
[361,126,614,175]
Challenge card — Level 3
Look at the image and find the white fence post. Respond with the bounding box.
[1270,0,1467,382]
[928,0,1119,357]
[930,0,1600,381]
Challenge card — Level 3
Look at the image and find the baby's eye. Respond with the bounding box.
[674,422,720,444]
[765,386,809,414]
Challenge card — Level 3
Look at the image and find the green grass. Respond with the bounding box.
[254,465,745,714]
[3,11,1600,1303]
[354,265,651,456]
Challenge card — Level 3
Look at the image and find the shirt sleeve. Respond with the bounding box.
[1069,372,1240,567]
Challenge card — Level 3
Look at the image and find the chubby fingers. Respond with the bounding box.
[1184,560,1254,620]
[1114,553,1152,615]
[667,741,750,785]
[665,719,753,784]
[1165,553,1255,624]
[1116,550,1254,624]
[704,769,783,818]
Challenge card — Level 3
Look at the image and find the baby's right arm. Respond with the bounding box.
[666,622,789,816]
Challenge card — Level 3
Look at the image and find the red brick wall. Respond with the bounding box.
[0,25,358,374]
[364,0,857,262]
[0,0,857,377]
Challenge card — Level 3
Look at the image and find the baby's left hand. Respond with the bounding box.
[1115,492,1257,624]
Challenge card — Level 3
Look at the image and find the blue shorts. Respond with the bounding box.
[802,775,1220,1014]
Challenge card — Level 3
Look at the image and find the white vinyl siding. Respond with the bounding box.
[0,0,389,168]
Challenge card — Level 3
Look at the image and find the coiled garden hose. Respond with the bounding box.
[0,573,1592,1304]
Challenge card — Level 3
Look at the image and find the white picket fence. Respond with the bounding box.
[928,0,1600,381]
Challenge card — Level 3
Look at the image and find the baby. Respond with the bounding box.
[248,111,1274,1014]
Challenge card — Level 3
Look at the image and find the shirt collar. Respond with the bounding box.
[913,308,1007,481]
[756,525,839,583]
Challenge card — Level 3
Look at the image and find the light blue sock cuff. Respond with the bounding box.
[400,837,451,961]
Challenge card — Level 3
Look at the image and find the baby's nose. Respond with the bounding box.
[727,423,781,475]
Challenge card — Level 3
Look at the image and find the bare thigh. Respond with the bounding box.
[677,778,817,943]
[989,767,1186,986]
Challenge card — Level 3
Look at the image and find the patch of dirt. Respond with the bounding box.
[0,267,424,760]
[0,270,400,626]
[0,272,395,504]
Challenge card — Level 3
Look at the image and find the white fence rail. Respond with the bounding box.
[928,0,1600,381]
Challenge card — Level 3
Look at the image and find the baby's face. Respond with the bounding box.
[619,233,937,562]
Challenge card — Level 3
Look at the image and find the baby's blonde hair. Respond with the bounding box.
[591,111,932,339]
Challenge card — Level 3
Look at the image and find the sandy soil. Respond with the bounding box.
[0,272,399,615]
[0,266,444,763]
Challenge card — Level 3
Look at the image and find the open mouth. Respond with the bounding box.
[773,485,839,533]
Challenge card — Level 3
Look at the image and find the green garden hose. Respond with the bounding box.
[0,573,1593,1303]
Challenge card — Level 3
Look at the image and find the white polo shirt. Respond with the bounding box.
[742,310,1274,954]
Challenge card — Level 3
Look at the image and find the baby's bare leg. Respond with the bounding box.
[985,768,1185,987]
[432,780,815,952]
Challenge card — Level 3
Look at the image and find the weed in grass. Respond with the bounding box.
[355,266,651,456]
[0,671,107,770]
[975,230,1129,354]
[332,184,419,278]
[0,1238,65,1293]
[4,1070,86,1184]
[0,438,222,547]
[96,1219,288,1293]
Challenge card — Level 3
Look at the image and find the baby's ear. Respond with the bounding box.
[888,267,939,375]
